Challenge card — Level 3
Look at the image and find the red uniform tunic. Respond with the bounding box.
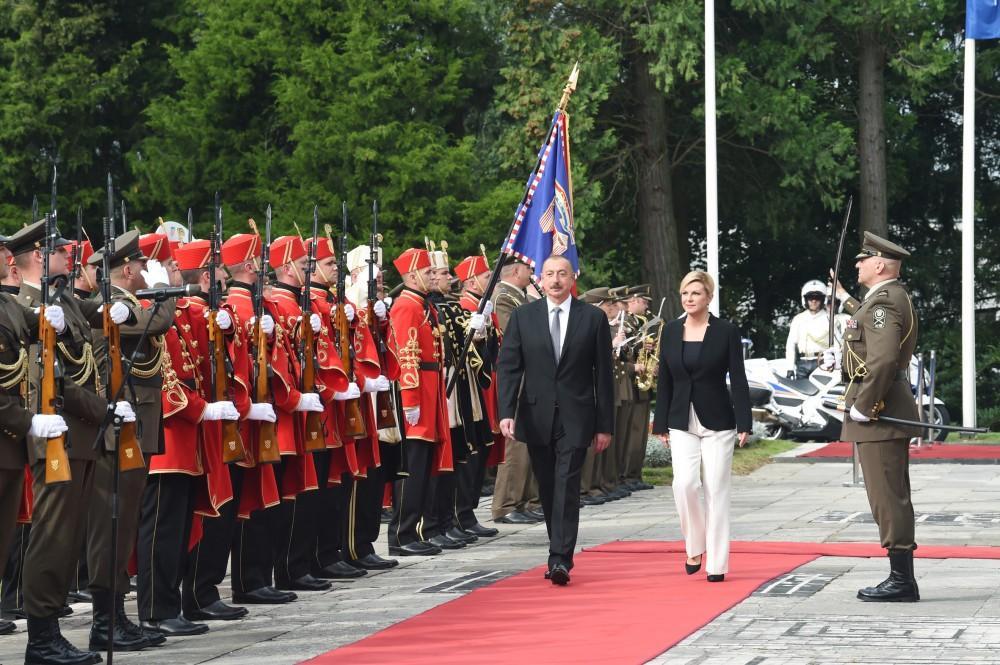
[224,284,281,518]
[387,287,452,473]
[268,282,320,499]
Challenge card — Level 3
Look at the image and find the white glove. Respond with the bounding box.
[363,375,391,393]
[109,302,130,324]
[820,347,841,371]
[382,296,393,309]
[247,402,277,422]
[309,313,322,333]
[43,305,66,334]
[207,308,232,331]
[114,401,137,423]
[344,303,355,322]
[373,300,387,320]
[334,382,362,401]
[482,300,494,318]
[29,414,68,438]
[404,407,420,426]
[468,313,486,332]
[849,405,871,422]
[249,314,275,336]
[295,392,324,412]
[203,401,239,421]
[141,259,170,287]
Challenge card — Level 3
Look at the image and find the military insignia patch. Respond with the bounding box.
[846,319,858,329]
[872,306,886,329]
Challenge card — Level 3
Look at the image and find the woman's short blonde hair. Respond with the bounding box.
[679,270,715,297]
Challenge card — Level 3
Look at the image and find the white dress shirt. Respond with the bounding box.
[546,296,571,355]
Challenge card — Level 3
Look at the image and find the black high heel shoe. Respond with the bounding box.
[684,557,702,575]
[707,574,725,582]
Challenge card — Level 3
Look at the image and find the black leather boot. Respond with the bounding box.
[88,590,148,652]
[857,549,919,602]
[115,594,165,647]
[25,614,102,665]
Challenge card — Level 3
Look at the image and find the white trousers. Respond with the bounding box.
[669,405,736,575]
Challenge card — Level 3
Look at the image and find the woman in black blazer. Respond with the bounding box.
[652,271,752,582]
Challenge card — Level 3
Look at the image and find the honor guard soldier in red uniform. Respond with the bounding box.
[387,247,453,556]
[193,229,288,608]
[265,234,329,592]
[453,255,502,539]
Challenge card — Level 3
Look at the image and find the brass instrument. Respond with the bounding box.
[635,298,665,391]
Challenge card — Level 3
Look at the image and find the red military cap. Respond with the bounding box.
[66,240,95,267]
[393,248,431,276]
[270,235,306,269]
[308,238,336,261]
[174,239,212,271]
[138,233,173,262]
[221,233,261,266]
[454,256,489,282]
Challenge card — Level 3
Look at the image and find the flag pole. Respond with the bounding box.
[705,0,720,315]
[446,63,580,396]
[961,36,977,428]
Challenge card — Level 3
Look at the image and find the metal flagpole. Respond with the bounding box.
[705,0,719,315]
[961,36,977,429]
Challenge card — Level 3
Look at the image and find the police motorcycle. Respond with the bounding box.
[745,356,949,442]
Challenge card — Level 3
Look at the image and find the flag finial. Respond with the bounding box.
[557,62,580,112]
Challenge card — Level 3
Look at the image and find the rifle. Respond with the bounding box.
[299,206,325,451]
[187,208,194,243]
[39,199,70,483]
[829,195,853,347]
[209,194,246,464]
[69,207,83,287]
[368,201,395,429]
[332,203,366,438]
[105,186,145,473]
[249,209,279,463]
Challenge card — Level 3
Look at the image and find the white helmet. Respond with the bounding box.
[801,280,827,307]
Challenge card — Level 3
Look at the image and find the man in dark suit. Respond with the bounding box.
[497,255,614,586]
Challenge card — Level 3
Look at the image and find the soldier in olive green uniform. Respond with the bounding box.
[0,235,70,638]
[9,220,135,665]
[490,259,543,524]
[85,231,174,650]
[620,284,655,491]
[831,231,920,602]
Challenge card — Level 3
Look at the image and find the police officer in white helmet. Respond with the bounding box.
[785,280,832,379]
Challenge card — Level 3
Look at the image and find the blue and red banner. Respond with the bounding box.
[968,0,1000,39]
[504,110,579,280]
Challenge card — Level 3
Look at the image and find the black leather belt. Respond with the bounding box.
[419,362,440,371]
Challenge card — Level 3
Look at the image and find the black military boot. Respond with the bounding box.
[25,614,102,665]
[88,590,148,652]
[114,594,165,647]
[857,549,919,602]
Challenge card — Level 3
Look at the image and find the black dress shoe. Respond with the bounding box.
[312,561,368,579]
[389,541,442,556]
[524,509,545,521]
[428,534,466,550]
[2,608,26,620]
[580,495,606,506]
[67,589,93,604]
[141,616,210,636]
[707,574,725,582]
[349,553,399,570]
[275,574,332,591]
[0,618,15,635]
[446,527,478,544]
[496,510,536,524]
[232,586,297,604]
[634,481,655,490]
[550,564,570,586]
[464,523,499,537]
[184,600,248,621]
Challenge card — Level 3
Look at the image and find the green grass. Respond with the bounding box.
[944,431,1000,444]
[641,439,798,486]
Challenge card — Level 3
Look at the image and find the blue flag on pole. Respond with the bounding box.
[968,0,1000,39]
[504,110,579,280]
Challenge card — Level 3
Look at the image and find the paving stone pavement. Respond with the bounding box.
[3,459,1000,664]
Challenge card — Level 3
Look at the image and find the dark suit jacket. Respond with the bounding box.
[652,314,752,434]
[497,297,614,449]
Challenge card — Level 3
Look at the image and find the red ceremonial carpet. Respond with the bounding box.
[303,540,1000,665]
[801,441,1000,461]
